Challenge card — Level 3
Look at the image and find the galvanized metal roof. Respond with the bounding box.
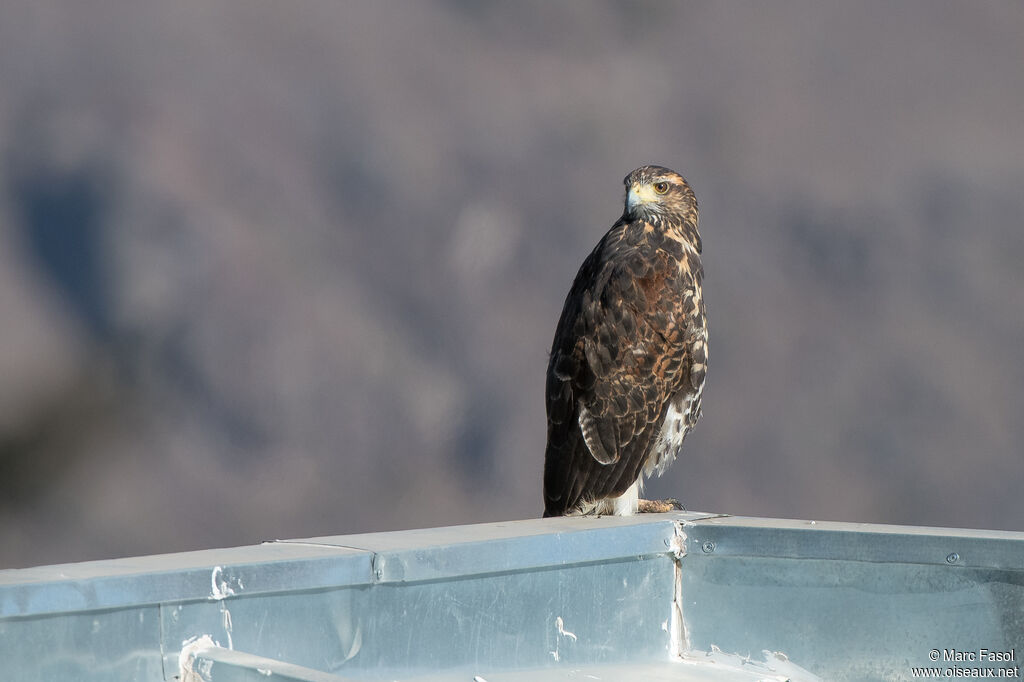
[2,512,1021,681]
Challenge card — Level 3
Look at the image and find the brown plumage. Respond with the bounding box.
[543,166,707,517]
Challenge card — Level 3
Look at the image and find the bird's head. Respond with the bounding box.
[623,165,697,225]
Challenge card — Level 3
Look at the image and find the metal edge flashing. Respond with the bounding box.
[0,545,375,619]
[6,511,1023,620]
[0,512,716,619]
[2,512,1023,682]
[679,515,1024,569]
[277,513,714,583]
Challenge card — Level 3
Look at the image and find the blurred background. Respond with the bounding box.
[1,1,1022,569]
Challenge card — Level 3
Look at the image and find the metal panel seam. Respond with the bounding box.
[158,602,168,682]
[669,519,688,659]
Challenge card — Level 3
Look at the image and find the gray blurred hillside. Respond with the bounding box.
[1,1,1022,568]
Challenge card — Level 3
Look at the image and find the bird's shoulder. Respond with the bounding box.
[548,218,698,390]
[574,218,696,311]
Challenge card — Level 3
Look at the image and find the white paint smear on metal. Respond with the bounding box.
[179,634,216,682]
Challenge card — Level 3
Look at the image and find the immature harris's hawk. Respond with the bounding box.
[543,166,707,517]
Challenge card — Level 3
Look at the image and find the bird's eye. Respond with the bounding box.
[653,181,669,195]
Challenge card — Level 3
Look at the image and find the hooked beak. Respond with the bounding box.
[627,184,659,212]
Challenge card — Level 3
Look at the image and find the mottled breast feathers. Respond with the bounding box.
[543,165,706,517]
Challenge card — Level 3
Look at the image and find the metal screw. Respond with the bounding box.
[946,552,959,564]
[702,541,716,554]
[375,568,383,580]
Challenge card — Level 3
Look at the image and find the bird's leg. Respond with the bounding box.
[637,498,685,513]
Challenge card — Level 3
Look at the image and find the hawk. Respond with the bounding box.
[543,165,707,517]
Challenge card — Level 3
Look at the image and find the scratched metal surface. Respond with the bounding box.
[1,512,1022,682]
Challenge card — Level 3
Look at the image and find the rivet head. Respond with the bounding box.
[946,552,960,564]
[702,541,716,554]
